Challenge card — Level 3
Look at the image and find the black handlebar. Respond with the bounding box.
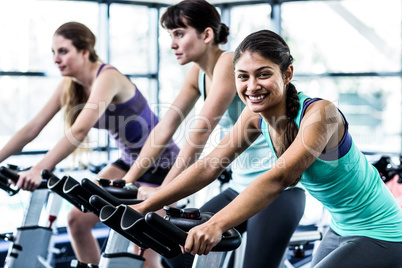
[118,204,182,258]
[43,170,241,258]
[0,171,18,196]
[95,202,241,259]
[45,170,140,216]
[0,166,48,196]
[81,179,140,207]
[0,166,19,183]
[372,156,402,183]
[91,196,151,251]
[47,174,88,212]
[145,211,242,252]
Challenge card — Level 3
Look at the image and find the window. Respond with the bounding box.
[281,0,401,153]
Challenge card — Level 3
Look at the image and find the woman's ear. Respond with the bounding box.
[81,49,90,60]
[285,64,294,84]
[203,27,214,44]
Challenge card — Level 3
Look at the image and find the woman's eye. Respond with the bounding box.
[237,74,248,79]
[176,32,183,37]
[259,72,270,78]
[59,49,67,55]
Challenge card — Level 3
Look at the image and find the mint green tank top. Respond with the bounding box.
[198,70,275,193]
[260,92,402,241]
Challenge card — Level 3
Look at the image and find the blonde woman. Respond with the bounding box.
[0,22,179,266]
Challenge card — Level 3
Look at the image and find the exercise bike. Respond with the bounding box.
[0,165,63,268]
[46,171,242,268]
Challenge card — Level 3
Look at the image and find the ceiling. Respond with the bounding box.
[89,0,307,7]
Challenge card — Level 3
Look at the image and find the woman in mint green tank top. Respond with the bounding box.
[134,29,402,267]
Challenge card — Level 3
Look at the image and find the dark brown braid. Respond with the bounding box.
[277,83,299,158]
[280,83,301,186]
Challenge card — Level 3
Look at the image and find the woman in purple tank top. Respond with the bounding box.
[0,22,178,266]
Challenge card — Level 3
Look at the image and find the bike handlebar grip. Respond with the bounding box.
[145,212,242,252]
[82,178,140,206]
[63,176,98,213]
[40,169,59,189]
[38,181,49,189]
[48,175,86,211]
[0,173,9,184]
[41,169,56,180]
[145,212,187,245]
[120,205,181,258]
[97,202,148,249]
[0,166,19,183]
[167,212,213,232]
[89,195,112,211]
[102,185,138,200]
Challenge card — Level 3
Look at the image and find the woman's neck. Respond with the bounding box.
[260,103,289,133]
[197,47,224,78]
[72,61,100,91]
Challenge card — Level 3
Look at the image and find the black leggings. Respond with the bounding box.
[165,187,306,268]
[112,158,170,185]
[311,228,402,268]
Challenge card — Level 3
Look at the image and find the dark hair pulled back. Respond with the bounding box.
[161,0,229,45]
[234,30,300,186]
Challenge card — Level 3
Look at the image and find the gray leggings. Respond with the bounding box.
[311,227,402,268]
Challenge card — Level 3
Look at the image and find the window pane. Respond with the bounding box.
[295,76,401,153]
[109,4,151,74]
[229,4,273,50]
[0,76,64,149]
[282,0,401,73]
[0,0,99,74]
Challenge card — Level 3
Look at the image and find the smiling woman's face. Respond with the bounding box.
[234,51,288,114]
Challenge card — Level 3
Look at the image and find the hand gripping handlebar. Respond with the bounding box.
[145,210,242,252]
[0,166,48,196]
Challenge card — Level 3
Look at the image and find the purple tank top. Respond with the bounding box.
[93,64,179,166]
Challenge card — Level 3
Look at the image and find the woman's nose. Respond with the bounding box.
[53,54,60,64]
[247,77,259,91]
[171,40,178,50]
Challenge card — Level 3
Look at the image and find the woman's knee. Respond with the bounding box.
[67,208,98,236]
